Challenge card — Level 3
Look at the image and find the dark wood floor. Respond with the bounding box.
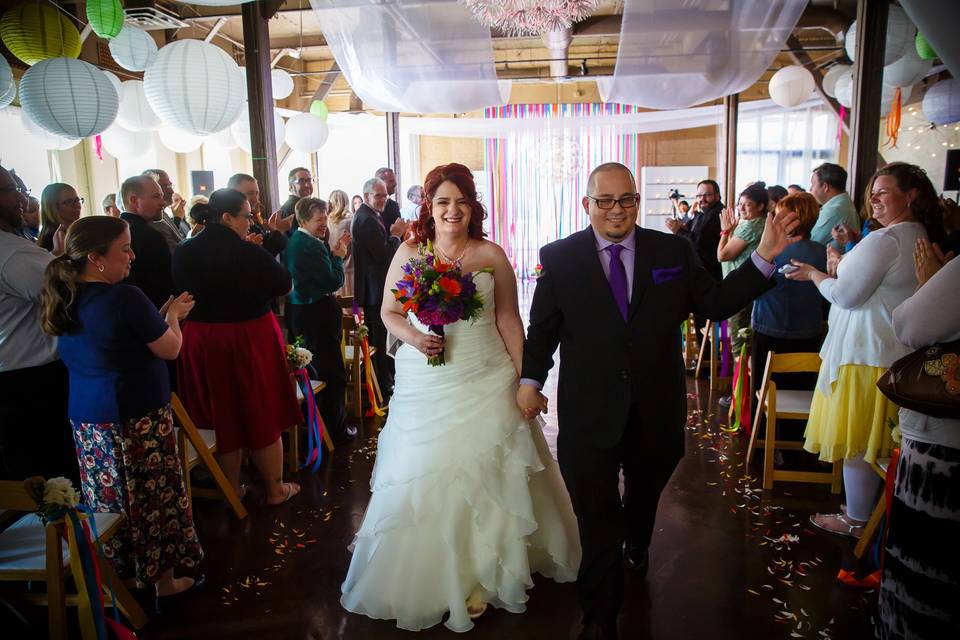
[3,282,879,639]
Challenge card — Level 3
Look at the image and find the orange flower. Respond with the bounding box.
[438,276,461,297]
[435,261,453,273]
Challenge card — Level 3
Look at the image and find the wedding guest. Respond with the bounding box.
[286,197,354,442]
[351,194,362,214]
[40,215,203,597]
[38,183,83,255]
[809,163,859,249]
[375,167,402,229]
[832,173,880,254]
[327,189,354,296]
[767,185,788,213]
[185,196,209,238]
[879,240,959,640]
[400,184,423,221]
[0,163,77,485]
[173,188,302,505]
[226,173,292,256]
[279,167,314,233]
[787,184,805,195]
[102,193,121,218]
[21,196,40,240]
[119,175,174,309]
[787,162,946,537]
[143,169,187,252]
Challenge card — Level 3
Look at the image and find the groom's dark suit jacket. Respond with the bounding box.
[351,203,400,308]
[521,225,773,464]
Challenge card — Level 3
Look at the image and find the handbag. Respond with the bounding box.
[876,340,960,419]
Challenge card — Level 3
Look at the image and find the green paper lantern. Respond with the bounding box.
[915,32,937,61]
[0,2,82,66]
[86,0,124,40]
[310,99,329,121]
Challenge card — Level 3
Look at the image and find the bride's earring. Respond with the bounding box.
[97,263,104,273]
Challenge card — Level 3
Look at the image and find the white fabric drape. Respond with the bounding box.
[900,0,960,80]
[310,0,510,114]
[599,0,807,109]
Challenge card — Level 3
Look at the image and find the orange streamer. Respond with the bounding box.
[885,87,902,148]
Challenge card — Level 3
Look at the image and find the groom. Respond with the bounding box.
[517,162,799,640]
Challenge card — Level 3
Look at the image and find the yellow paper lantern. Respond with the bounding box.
[0,2,81,66]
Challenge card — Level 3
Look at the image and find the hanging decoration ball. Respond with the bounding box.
[0,2,82,66]
[86,0,124,40]
[20,57,119,138]
[231,111,285,153]
[116,80,162,131]
[101,69,122,95]
[180,0,256,5]
[205,127,238,150]
[100,122,155,158]
[832,70,913,115]
[462,0,598,37]
[309,99,329,121]
[922,79,960,126]
[844,6,915,66]
[882,47,932,89]
[158,127,205,154]
[834,70,854,109]
[109,25,158,72]
[822,64,851,99]
[20,109,81,150]
[144,39,244,136]
[768,65,815,108]
[285,113,329,153]
[271,68,294,100]
[915,32,937,61]
[0,54,15,109]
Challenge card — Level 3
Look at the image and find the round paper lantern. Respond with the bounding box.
[309,99,329,120]
[101,69,122,95]
[882,47,932,89]
[181,0,256,5]
[206,126,239,150]
[271,68,294,100]
[109,25,157,72]
[20,110,80,150]
[844,6,915,66]
[915,32,937,61]
[834,70,854,108]
[231,111,285,153]
[922,79,960,126]
[116,80,161,131]
[0,2,82,66]
[834,70,913,115]
[144,39,244,135]
[20,57,119,138]
[285,113,329,153]
[0,54,14,109]
[822,64,850,99]
[158,127,204,153]
[768,65,816,108]
[86,0,124,39]
[101,122,155,158]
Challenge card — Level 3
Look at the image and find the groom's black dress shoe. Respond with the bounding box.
[577,622,619,640]
[623,544,649,576]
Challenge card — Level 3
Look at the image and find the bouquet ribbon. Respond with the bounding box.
[723,343,752,434]
[719,321,732,377]
[295,368,324,473]
[362,337,386,417]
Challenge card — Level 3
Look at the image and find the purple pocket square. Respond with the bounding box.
[652,266,683,284]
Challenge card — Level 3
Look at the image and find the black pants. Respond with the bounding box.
[288,297,347,438]
[363,304,394,397]
[557,403,677,628]
[0,359,80,485]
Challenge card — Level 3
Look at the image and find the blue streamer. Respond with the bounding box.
[296,369,324,473]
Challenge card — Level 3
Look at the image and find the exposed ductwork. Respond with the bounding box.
[542,28,572,78]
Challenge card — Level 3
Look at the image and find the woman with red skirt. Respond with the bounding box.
[172,189,302,505]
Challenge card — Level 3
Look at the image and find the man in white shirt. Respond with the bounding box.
[400,184,424,221]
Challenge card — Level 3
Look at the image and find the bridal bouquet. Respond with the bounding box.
[392,242,492,366]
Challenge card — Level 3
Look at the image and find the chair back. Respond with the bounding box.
[0,479,41,512]
[768,352,821,375]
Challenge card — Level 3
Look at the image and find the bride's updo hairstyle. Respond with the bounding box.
[411,163,487,245]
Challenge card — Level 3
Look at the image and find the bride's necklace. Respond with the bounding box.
[434,239,469,264]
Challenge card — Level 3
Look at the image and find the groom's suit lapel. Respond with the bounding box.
[577,228,625,327]
[628,226,652,323]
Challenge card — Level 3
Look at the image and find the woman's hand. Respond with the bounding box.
[332,232,350,258]
[914,238,955,287]
[826,244,842,278]
[245,232,264,245]
[411,331,444,358]
[784,260,821,282]
[720,207,738,232]
[51,224,67,256]
[167,292,195,321]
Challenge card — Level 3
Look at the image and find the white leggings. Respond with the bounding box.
[843,454,882,522]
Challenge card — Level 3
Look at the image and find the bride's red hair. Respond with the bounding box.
[410,163,487,246]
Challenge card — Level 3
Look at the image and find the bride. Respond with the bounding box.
[341,163,581,632]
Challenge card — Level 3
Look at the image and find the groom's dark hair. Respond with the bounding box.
[587,163,636,195]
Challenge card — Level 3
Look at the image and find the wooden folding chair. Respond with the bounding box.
[694,319,731,392]
[682,314,698,369]
[0,479,148,640]
[289,379,335,473]
[170,393,248,519]
[746,352,841,493]
[341,314,383,416]
[853,457,891,559]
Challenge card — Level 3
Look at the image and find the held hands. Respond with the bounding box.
[516,384,548,419]
[266,209,294,233]
[332,231,351,258]
[162,292,195,321]
[826,244,842,278]
[720,207,738,232]
[914,238,954,288]
[389,218,408,239]
[412,331,444,358]
[755,209,801,263]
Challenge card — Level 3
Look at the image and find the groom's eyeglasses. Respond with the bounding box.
[586,194,639,210]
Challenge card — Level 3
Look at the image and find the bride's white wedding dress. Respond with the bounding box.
[341,272,581,632]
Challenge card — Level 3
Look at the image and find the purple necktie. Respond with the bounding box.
[606,244,629,321]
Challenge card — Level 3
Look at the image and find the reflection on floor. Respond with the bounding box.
[3,279,877,639]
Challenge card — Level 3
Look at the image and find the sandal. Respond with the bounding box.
[266,482,301,506]
[466,586,487,620]
[809,512,866,539]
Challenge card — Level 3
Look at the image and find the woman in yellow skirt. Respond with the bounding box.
[786,162,947,537]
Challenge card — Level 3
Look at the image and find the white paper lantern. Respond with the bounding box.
[822,64,851,99]
[181,0,255,5]
[231,111,285,153]
[835,71,854,108]
[158,127,204,153]
[845,6,915,66]
[116,80,161,131]
[206,126,239,150]
[19,57,119,138]
[20,110,81,150]
[882,47,933,89]
[144,40,244,136]
[284,112,329,153]
[237,66,248,97]
[101,69,122,95]
[0,54,14,109]
[833,70,912,115]
[101,122,155,158]
[922,79,960,126]
[768,65,816,108]
[109,25,158,72]
[271,68,294,100]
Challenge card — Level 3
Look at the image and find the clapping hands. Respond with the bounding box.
[160,292,195,321]
[244,232,264,246]
[332,230,351,258]
[266,209,294,233]
[914,238,954,288]
[720,207,738,232]
[389,218,409,239]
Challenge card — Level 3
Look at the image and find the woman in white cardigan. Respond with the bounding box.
[786,162,947,537]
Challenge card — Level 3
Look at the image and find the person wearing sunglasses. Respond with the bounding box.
[38,183,84,256]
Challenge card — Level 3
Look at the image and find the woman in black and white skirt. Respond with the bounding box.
[880,238,959,640]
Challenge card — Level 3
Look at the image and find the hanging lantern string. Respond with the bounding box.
[45,0,88,29]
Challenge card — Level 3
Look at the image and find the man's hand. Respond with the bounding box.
[389,218,408,239]
[171,193,186,218]
[755,209,801,263]
[266,209,294,232]
[665,218,684,234]
[517,383,548,419]
[244,232,264,246]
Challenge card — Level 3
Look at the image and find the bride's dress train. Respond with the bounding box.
[341,272,581,632]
